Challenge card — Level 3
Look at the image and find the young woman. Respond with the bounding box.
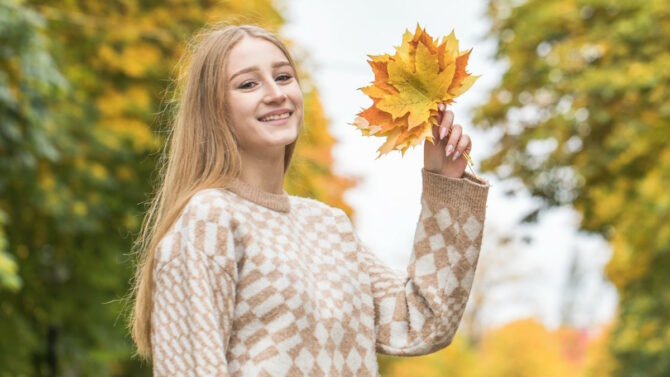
[129,23,490,376]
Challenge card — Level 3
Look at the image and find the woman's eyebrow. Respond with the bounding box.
[229,61,291,81]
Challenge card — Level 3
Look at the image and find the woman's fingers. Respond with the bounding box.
[446,123,462,157]
[436,105,472,161]
[454,133,471,161]
[432,103,475,165]
[439,108,454,140]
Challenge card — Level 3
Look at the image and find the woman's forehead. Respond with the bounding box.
[227,37,289,76]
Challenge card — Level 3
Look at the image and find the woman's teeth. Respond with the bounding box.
[260,112,291,122]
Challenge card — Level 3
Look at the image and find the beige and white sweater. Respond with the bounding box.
[150,168,489,376]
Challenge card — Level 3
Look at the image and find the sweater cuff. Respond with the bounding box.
[421,168,489,218]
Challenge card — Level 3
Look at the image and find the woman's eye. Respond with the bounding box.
[239,74,292,89]
[239,81,256,89]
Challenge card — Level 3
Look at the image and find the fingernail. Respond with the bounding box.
[439,127,447,140]
[438,103,445,111]
[452,151,460,161]
[446,144,454,156]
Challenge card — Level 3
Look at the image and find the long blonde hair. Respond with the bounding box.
[127,22,303,360]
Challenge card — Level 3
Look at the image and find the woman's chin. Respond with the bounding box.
[268,123,300,143]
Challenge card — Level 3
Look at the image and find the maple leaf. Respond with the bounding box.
[378,41,455,129]
[351,23,480,159]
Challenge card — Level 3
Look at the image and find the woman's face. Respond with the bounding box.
[225,36,303,157]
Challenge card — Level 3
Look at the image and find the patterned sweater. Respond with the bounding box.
[150,168,489,376]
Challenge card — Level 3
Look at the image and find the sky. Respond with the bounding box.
[281,0,617,333]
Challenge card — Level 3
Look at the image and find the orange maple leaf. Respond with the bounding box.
[351,23,480,159]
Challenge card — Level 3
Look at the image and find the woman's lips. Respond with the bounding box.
[258,112,292,125]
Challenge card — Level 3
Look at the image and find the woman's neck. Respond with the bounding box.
[238,149,285,194]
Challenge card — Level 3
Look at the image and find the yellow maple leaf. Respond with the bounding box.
[351,23,480,159]
[378,41,455,129]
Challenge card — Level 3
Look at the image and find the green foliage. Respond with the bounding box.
[0,208,21,291]
[475,0,670,375]
[0,0,67,293]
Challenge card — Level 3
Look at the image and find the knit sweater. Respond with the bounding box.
[150,168,489,376]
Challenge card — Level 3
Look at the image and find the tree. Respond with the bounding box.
[478,319,581,377]
[474,0,670,375]
[0,2,71,373]
[0,0,67,294]
[382,335,482,377]
[379,319,588,377]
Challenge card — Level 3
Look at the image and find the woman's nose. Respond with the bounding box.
[264,80,287,103]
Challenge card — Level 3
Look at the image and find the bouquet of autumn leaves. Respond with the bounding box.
[351,24,480,162]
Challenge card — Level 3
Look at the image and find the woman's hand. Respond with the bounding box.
[423,103,472,178]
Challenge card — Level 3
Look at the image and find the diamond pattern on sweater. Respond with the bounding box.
[150,169,488,376]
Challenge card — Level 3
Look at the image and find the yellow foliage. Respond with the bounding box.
[385,335,482,377]
[581,323,617,377]
[353,23,479,158]
[96,90,127,117]
[90,163,108,180]
[72,201,88,217]
[115,166,133,182]
[96,86,151,117]
[478,319,575,377]
[119,43,162,77]
[606,234,651,289]
[97,118,160,151]
[0,252,18,276]
[38,171,56,190]
[96,43,162,77]
[380,319,609,377]
[126,85,151,110]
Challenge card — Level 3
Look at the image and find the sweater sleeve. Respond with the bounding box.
[150,204,237,376]
[359,168,489,356]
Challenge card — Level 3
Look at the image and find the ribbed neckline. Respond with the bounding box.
[224,177,291,213]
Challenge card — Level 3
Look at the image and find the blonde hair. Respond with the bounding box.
[127,22,303,360]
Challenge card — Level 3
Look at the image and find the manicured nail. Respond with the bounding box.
[439,126,447,140]
[438,103,445,111]
[446,144,454,156]
[452,151,461,161]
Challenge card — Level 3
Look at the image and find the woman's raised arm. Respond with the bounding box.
[358,168,489,356]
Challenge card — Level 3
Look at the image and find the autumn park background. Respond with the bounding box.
[1,0,669,375]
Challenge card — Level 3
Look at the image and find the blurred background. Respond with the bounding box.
[1,0,668,375]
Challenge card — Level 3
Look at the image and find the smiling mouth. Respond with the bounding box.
[258,112,293,122]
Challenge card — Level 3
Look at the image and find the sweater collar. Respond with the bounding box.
[224,177,291,213]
